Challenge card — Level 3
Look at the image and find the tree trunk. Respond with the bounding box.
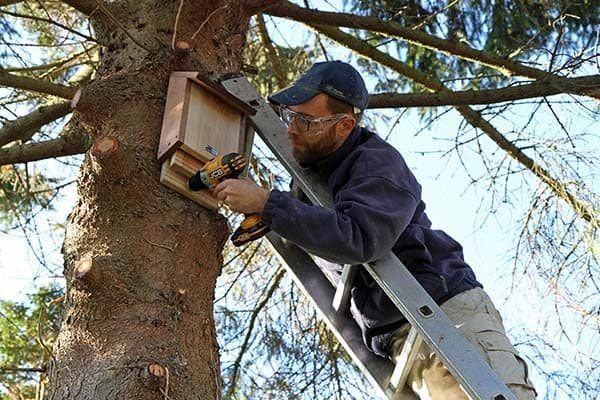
[46,1,250,399]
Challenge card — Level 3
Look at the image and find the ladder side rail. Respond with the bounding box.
[266,232,416,400]
[220,77,516,400]
[365,256,516,400]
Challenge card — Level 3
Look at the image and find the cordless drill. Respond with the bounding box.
[188,151,270,246]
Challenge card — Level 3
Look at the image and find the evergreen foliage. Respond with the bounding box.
[0,1,598,399]
[0,285,62,399]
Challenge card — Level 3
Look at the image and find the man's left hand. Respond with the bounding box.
[213,178,270,214]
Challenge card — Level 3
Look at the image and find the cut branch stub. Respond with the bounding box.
[148,363,166,378]
[74,257,93,279]
[90,136,120,158]
[71,88,83,109]
[49,296,65,306]
[177,288,188,310]
[175,40,192,51]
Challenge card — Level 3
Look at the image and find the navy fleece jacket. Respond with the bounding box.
[261,126,481,358]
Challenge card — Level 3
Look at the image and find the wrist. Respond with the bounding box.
[259,188,271,213]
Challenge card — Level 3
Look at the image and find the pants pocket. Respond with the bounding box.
[476,330,537,394]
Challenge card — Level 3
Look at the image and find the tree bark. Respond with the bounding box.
[45,1,250,399]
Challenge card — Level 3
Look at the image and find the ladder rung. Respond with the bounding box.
[388,326,423,394]
[332,264,358,314]
[311,256,342,286]
[266,233,417,400]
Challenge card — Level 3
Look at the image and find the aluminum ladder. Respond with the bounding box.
[220,75,516,400]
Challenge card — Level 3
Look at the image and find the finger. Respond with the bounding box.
[213,180,228,193]
[216,189,228,201]
[213,179,234,196]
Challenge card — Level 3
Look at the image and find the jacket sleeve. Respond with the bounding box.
[261,176,417,265]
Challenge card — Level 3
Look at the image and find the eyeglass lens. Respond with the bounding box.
[281,108,310,131]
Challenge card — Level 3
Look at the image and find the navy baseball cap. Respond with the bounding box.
[268,61,368,113]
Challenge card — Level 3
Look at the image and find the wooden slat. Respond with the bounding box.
[158,72,248,164]
[189,76,256,116]
[157,74,195,162]
[169,149,202,177]
[171,71,199,78]
[160,161,218,210]
[181,83,243,163]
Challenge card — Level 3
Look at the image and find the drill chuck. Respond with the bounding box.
[188,152,245,191]
[188,170,211,191]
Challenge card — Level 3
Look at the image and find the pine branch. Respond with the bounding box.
[0,9,101,44]
[256,13,287,88]
[0,0,24,6]
[0,366,45,373]
[0,133,87,165]
[61,0,101,15]
[225,267,285,398]
[368,75,600,108]
[0,102,72,147]
[266,1,600,101]
[310,23,598,226]
[244,0,279,15]
[4,46,96,73]
[0,70,77,99]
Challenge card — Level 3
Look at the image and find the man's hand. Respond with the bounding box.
[213,178,270,214]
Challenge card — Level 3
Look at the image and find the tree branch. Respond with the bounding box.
[244,0,279,16]
[310,23,598,226]
[0,133,87,165]
[266,1,600,101]
[0,0,24,7]
[0,70,77,99]
[4,46,97,73]
[61,0,101,16]
[0,9,101,44]
[0,102,72,147]
[0,366,45,373]
[256,13,287,88]
[368,75,600,108]
[225,267,285,398]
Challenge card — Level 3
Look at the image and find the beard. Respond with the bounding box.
[290,126,340,164]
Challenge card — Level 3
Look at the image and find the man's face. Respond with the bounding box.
[286,94,350,163]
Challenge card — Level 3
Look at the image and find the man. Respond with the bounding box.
[214,61,537,399]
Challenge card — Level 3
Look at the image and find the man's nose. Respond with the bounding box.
[287,124,299,138]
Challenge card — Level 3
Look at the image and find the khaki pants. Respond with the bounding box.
[389,288,537,400]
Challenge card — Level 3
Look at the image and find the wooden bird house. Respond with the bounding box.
[157,71,255,210]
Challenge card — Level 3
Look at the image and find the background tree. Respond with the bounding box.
[0,1,598,399]
[0,284,62,399]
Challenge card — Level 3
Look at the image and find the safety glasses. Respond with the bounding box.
[279,107,347,134]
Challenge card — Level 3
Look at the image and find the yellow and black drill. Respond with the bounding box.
[188,148,269,246]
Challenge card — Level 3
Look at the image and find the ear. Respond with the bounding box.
[336,115,356,138]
